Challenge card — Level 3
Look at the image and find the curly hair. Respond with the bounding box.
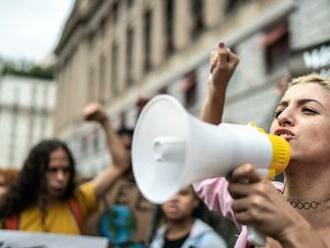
[0,139,76,218]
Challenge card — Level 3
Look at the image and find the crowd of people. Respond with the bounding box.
[1,41,330,248]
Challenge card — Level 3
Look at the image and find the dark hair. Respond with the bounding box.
[149,186,206,241]
[0,139,76,218]
[117,126,134,137]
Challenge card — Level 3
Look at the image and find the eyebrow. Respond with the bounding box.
[276,98,325,109]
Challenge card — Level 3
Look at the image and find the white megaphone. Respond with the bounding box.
[132,95,290,246]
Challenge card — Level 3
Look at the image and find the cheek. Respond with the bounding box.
[182,200,195,213]
[269,120,277,134]
[45,175,55,186]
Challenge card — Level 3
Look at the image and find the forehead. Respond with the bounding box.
[49,148,70,166]
[282,83,330,106]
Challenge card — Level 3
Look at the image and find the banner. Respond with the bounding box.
[0,230,108,248]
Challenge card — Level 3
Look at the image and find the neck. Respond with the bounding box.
[283,159,330,229]
[166,218,193,240]
[284,159,330,202]
[39,194,59,208]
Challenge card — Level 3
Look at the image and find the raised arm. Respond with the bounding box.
[83,102,130,198]
[193,42,240,223]
[201,42,239,124]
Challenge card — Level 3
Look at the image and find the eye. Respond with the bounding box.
[302,107,319,115]
[273,110,283,118]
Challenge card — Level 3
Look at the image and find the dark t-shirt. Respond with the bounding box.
[163,232,190,248]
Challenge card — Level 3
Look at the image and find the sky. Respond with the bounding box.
[0,0,75,63]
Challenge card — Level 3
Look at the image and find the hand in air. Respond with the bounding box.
[208,42,240,97]
[83,102,109,125]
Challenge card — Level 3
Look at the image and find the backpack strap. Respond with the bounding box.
[67,197,84,232]
[3,215,19,230]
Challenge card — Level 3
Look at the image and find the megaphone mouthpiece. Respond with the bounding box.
[153,137,185,162]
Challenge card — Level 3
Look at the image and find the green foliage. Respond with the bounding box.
[1,60,54,80]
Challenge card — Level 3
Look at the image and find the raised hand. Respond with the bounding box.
[83,102,108,125]
[208,42,240,98]
[200,42,240,124]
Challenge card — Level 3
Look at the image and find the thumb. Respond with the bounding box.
[230,164,262,183]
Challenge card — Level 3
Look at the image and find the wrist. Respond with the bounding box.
[207,86,225,105]
[98,116,109,126]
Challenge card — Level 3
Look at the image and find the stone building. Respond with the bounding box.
[55,0,330,174]
[0,74,56,168]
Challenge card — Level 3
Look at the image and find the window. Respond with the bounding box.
[158,87,168,94]
[99,55,106,104]
[100,17,106,37]
[126,27,134,87]
[165,0,175,56]
[111,43,119,96]
[263,23,289,74]
[191,0,204,39]
[127,0,134,8]
[225,0,248,12]
[181,70,197,108]
[92,128,99,153]
[111,2,119,24]
[88,66,95,101]
[144,9,152,72]
[81,135,88,156]
[119,112,127,129]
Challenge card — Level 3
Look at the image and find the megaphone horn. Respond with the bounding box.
[132,94,290,204]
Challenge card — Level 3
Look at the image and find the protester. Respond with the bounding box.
[194,42,330,247]
[0,109,130,234]
[0,168,18,200]
[83,102,155,247]
[149,186,227,248]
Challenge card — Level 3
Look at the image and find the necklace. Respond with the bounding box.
[287,198,330,210]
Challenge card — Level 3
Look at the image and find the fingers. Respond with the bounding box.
[209,42,240,75]
[218,44,228,67]
[228,164,268,200]
[228,182,252,199]
[227,48,240,68]
[83,102,105,121]
[209,50,218,73]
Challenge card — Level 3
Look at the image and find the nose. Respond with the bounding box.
[55,170,65,182]
[277,108,294,127]
[167,194,180,203]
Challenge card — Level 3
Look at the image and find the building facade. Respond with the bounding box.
[0,74,56,168]
[55,0,330,176]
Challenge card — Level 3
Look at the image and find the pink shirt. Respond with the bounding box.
[193,178,284,248]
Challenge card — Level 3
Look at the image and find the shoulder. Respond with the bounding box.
[149,225,167,248]
[189,219,227,248]
[75,181,98,213]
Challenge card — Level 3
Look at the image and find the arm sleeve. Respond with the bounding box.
[193,177,241,229]
[77,181,98,216]
[199,232,228,248]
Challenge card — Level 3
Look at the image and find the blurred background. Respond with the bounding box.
[1,0,330,245]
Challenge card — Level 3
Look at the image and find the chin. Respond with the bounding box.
[50,189,66,199]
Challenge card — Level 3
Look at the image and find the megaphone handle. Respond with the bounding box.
[238,175,267,246]
[247,226,266,246]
